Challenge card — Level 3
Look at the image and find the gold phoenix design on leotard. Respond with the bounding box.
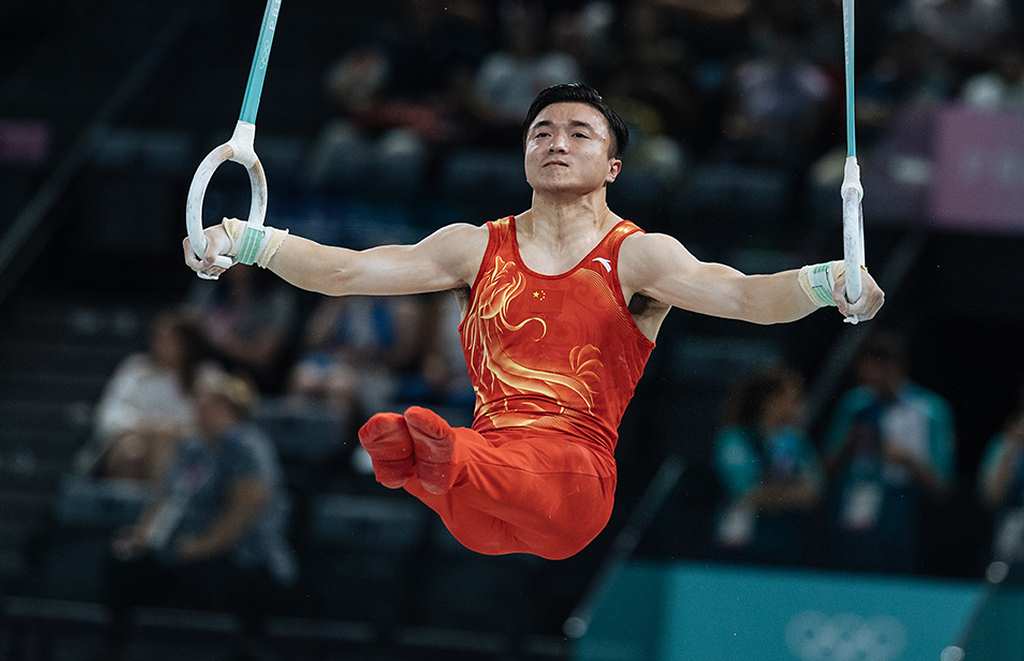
[462,255,602,428]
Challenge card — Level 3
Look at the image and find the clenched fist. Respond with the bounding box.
[833,267,884,323]
[183,223,234,279]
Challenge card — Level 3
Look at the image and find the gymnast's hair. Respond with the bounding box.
[522,82,630,159]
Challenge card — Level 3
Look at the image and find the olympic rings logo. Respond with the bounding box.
[785,610,907,661]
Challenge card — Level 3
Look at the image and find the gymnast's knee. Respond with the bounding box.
[444,519,516,556]
[459,529,588,560]
[444,518,578,559]
[537,527,603,560]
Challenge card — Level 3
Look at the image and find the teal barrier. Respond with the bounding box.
[958,565,1024,660]
[961,588,1024,659]
[577,563,984,661]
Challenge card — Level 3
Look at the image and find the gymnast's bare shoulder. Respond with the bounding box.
[618,232,704,304]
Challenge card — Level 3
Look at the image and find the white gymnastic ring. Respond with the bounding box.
[185,121,268,280]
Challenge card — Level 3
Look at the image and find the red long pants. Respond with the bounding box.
[403,425,617,560]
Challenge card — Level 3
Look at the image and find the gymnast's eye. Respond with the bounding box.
[573,133,589,139]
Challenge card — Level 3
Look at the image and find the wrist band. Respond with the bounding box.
[222,217,289,268]
[255,224,288,268]
[798,261,845,307]
[236,225,266,265]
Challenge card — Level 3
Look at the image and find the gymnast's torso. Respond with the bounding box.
[454,216,658,465]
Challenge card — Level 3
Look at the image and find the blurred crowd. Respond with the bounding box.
[83,267,475,484]
[303,0,1024,216]
[85,264,473,471]
[77,296,1024,646]
[45,0,1024,653]
[74,270,475,659]
[710,333,1024,575]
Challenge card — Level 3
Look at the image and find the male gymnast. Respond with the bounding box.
[184,83,885,560]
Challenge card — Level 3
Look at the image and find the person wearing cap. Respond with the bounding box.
[103,365,295,660]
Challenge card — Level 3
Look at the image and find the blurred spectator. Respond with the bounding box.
[651,0,753,64]
[654,0,751,21]
[400,292,476,408]
[809,26,954,194]
[344,293,476,476]
[187,265,297,393]
[288,295,423,415]
[856,29,955,137]
[79,312,205,484]
[824,332,955,573]
[909,0,1012,59]
[713,367,822,565]
[102,366,295,660]
[321,0,488,142]
[603,1,692,179]
[961,47,1024,111]
[718,30,834,169]
[979,387,1024,561]
[471,1,581,144]
[308,0,489,187]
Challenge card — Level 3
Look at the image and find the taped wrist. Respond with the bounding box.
[798,260,845,307]
[221,217,289,268]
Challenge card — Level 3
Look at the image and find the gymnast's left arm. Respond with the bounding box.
[619,233,885,325]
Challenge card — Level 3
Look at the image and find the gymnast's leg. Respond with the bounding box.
[358,408,615,560]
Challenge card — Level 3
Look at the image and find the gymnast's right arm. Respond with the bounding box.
[183,219,488,296]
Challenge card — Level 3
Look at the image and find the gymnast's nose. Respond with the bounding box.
[548,132,569,154]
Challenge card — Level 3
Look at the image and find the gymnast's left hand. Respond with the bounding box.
[832,267,884,322]
[182,223,232,278]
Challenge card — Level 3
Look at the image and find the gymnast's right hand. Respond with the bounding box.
[182,223,233,278]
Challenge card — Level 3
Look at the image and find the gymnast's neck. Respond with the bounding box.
[519,188,622,247]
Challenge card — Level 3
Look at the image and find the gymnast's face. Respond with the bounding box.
[524,102,622,196]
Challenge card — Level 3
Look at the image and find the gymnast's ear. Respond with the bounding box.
[606,158,622,185]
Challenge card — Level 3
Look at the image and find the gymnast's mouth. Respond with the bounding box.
[543,161,570,168]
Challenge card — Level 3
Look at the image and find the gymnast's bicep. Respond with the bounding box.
[620,232,749,320]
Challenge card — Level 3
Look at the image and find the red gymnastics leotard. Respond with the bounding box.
[358,216,655,559]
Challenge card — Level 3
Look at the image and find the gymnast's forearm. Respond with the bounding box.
[265,234,356,296]
[744,258,882,324]
[739,270,821,325]
[265,235,454,297]
[199,219,479,296]
[639,238,827,324]
[213,218,355,295]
